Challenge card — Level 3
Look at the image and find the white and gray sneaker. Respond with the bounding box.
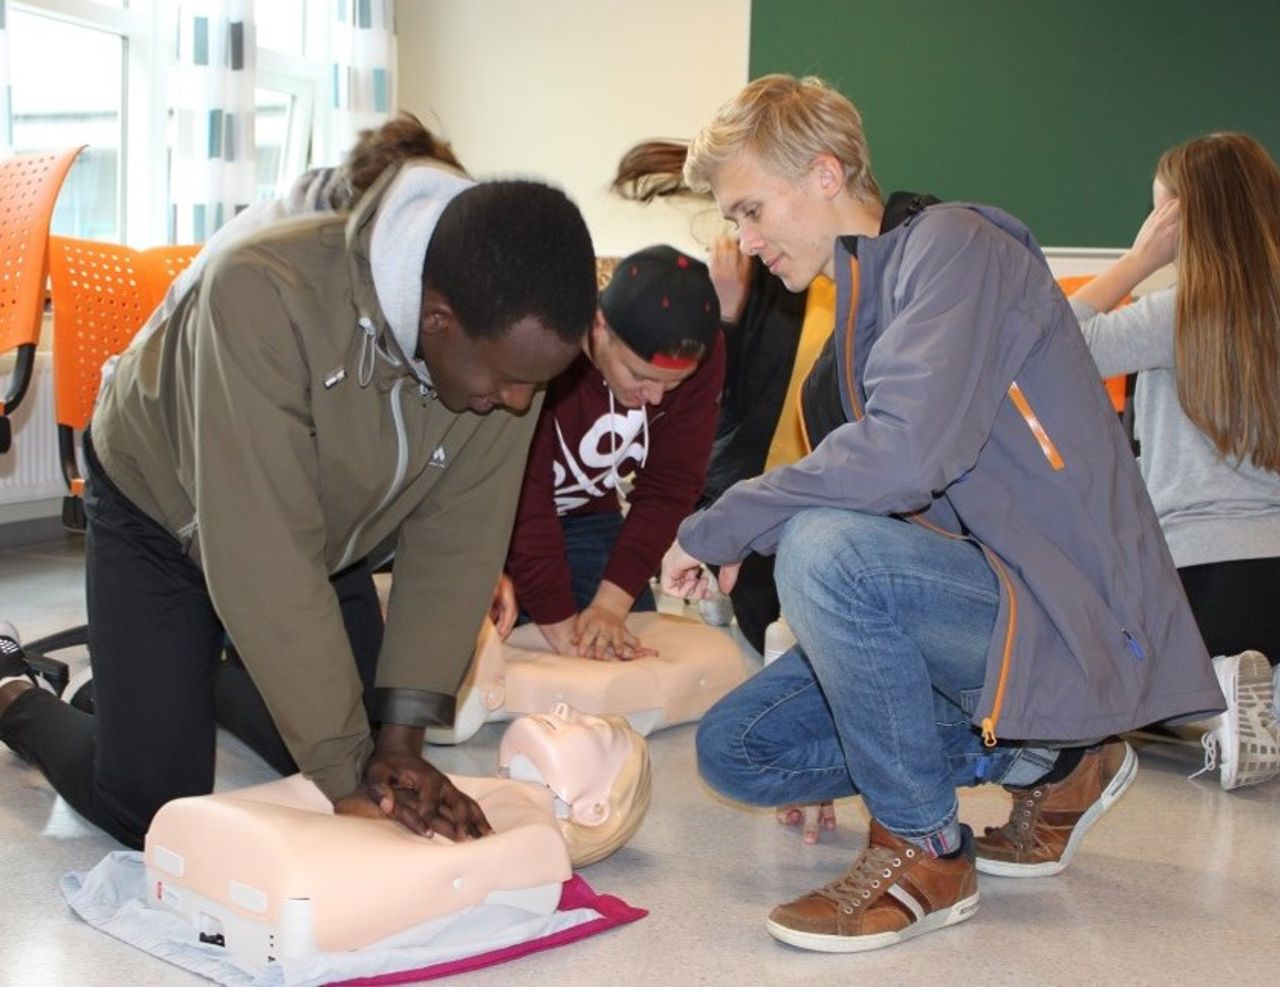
[1193,651,1280,791]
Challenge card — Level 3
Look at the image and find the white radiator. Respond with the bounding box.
[0,351,65,507]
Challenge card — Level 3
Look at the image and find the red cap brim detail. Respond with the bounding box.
[649,353,698,370]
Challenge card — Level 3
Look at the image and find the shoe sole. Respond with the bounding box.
[1219,651,1280,791]
[975,742,1138,878]
[765,892,980,953]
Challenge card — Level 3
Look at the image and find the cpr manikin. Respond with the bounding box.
[142,710,651,969]
[426,611,747,745]
[499,702,652,867]
[143,773,569,969]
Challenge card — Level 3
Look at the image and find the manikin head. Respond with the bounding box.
[590,245,720,409]
[684,74,883,292]
[499,702,652,867]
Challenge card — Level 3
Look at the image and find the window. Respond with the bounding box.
[8,0,332,245]
[256,0,306,57]
[8,7,124,240]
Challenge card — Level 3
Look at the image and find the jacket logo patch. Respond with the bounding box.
[429,445,448,468]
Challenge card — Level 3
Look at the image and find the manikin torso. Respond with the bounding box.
[426,611,748,745]
[144,773,569,963]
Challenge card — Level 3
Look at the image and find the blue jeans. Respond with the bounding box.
[696,508,1046,843]
[561,512,656,613]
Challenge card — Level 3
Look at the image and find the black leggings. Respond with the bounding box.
[726,552,781,656]
[1178,557,1280,666]
[0,440,383,848]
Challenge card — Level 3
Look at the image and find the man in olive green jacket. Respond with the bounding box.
[0,161,597,849]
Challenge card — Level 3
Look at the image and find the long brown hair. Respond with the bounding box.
[612,139,701,202]
[1159,132,1280,472]
[337,111,468,207]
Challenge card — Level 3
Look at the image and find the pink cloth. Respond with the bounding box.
[331,876,647,986]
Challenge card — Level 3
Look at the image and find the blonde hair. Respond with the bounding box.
[1157,132,1280,472]
[561,715,652,868]
[684,74,881,202]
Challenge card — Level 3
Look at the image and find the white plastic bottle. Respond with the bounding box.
[762,617,797,665]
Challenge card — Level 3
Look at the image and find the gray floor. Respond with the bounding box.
[1,533,1277,986]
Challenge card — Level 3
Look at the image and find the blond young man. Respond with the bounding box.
[661,75,1221,952]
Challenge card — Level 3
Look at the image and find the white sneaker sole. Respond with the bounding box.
[1212,651,1280,791]
[975,742,1138,878]
[765,892,980,953]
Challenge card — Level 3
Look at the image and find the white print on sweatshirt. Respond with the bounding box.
[552,406,650,514]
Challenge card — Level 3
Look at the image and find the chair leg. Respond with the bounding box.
[26,624,90,655]
[22,649,71,695]
[62,494,86,532]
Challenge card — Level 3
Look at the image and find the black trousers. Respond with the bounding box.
[1179,557,1280,666]
[0,438,383,848]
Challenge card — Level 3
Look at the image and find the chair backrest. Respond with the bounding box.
[143,243,203,296]
[1056,274,1129,414]
[48,237,204,436]
[47,235,206,503]
[596,256,619,293]
[0,146,85,450]
[48,236,157,435]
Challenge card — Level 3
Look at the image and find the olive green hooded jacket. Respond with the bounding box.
[92,166,542,802]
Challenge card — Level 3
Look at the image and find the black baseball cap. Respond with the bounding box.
[599,245,720,369]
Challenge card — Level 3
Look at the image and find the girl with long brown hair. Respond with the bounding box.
[1071,131,1280,790]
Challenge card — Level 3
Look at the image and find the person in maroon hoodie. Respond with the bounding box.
[506,245,725,660]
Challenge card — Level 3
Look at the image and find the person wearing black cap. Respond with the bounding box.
[505,245,726,660]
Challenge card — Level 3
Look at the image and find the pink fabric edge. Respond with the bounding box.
[328,875,647,986]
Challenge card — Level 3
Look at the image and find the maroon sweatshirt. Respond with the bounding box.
[507,333,726,623]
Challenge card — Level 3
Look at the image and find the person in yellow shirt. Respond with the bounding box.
[702,237,836,652]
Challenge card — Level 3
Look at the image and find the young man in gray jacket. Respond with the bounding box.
[661,75,1223,953]
[0,160,597,849]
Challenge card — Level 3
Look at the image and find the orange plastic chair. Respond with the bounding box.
[145,244,203,300]
[21,236,199,691]
[47,236,202,526]
[1057,274,1130,413]
[0,145,85,453]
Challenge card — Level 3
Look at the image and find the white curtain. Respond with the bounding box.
[0,0,11,156]
[327,0,396,161]
[169,0,257,242]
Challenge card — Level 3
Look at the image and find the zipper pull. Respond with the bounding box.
[356,316,377,387]
[981,717,998,747]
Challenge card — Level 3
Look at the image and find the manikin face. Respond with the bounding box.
[499,702,631,813]
[589,315,695,409]
[417,301,581,415]
[711,149,838,292]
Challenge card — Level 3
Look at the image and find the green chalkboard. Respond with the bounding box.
[749,0,1280,247]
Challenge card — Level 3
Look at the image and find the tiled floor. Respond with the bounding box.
[1,533,1278,986]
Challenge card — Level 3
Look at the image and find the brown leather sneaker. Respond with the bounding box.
[975,739,1137,878]
[766,819,980,952]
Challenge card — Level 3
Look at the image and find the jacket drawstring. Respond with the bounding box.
[608,390,620,492]
[606,389,650,493]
